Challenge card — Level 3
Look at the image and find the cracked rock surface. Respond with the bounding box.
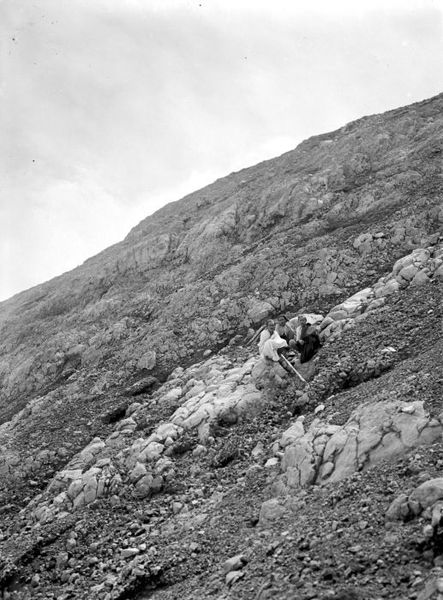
[278,400,442,491]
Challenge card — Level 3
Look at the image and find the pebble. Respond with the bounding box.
[251,442,264,458]
[223,553,247,574]
[172,501,183,514]
[121,548,140,559]
[225,570,244,586]
[423,524,434,538]
[56,552,69,568]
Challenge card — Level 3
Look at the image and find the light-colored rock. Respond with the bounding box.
[156,422,179,441]
[225,570,244,586]
[375,279,400,297]
[328,310,348,321]
[234,388,265,417]
[139,441,164,462]
[162,388,183,404]
[116,417,137,432]
[431,501,443,527]
[66,478,83,500]
[150,475,163,494]
[121,548,140,559]
[279,419,305,448]
[386,493,410,521]
[328,288,372,320]
[259,498,286,526]
[83,476,98,504]
[283,438,318,487]
[353,233,373,253]
[319,316,334,331]
[366,297,386,312]
[279,400,442,491]
[411,270,431,286]
[247,300,274,324]
[409,479,443,511]
[129,462,147,483]
[134,474,154,498]
[73,491,85,509]
[137,350,156,371]
[251,442,264,458]
[223,554,247,574]
[155,456,173,474]
[251,358,288,388]
[172,501,183,514]
[398,264,419,281]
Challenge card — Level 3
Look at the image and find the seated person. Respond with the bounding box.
[258,319,288,362]
[275,315,296,343]
[275,315,297,355]
[294,316,322,363]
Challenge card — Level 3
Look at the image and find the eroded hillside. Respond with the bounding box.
[0,94,442,600]
[1,94,442,421]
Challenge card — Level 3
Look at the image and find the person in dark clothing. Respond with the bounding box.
[294,316,322,363]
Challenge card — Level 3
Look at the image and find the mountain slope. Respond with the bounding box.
[0,93,442,600]
[1,93,442,422]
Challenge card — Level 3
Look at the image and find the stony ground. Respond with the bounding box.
[0,276,442,600]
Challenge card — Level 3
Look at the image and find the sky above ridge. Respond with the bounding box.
[1,0,443,301]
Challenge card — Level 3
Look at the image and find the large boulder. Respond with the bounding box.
[251,358,289,389]
[247,300,274,324]
[409,478,443,511]
[278,401,442,491]
[410,270,431,286]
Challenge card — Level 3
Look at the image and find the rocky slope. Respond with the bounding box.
[0,93,442,600]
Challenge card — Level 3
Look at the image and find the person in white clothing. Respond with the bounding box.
[258,319,288,361]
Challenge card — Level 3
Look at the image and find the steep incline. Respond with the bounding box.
[1,94,442,427]
[0,243,442,600]
[0,93,442,599]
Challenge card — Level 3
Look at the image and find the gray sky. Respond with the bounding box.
[1,0,442,301]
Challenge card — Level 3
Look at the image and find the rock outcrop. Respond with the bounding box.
[277,400,442,490]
